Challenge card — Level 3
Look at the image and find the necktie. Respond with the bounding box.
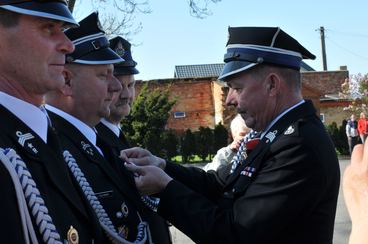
[230,130,260,174]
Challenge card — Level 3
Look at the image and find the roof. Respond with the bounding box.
[174,64,225,78]
[174,62,315,79]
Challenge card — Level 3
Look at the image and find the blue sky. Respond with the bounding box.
[76,0,368,80]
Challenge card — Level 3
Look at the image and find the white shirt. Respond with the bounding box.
[100,118,121,137]
[46,104,104,155]
[0,92,48,143]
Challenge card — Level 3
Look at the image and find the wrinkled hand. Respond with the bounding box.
[124,162,173,195]
[120,147,166,169]
[343,144,368,244]
[229,132,246,151]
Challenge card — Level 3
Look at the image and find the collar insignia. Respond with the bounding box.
[265,130,278,143]
[284,126,295,135]
[81,141,94,156]
[16,131,38,154]
[16,131,34,146]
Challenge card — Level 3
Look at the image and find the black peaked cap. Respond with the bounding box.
[219,26,316,81]
[0,0,77,27]
[109,36,139,75]
[64,12,123,65]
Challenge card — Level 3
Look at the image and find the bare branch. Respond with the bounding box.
[188,0,222,19]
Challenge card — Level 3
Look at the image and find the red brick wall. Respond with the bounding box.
[302,70,348,94]
[134,71,347,133]
[135,78,215,133]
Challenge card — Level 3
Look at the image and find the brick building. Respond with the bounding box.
[134,63,346,133]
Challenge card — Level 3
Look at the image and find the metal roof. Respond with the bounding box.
[174,62,315,79]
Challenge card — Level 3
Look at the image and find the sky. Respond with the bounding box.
[76,0,368,81]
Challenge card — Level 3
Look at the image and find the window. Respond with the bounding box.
[320,113,325,123]
[174,112,186,118]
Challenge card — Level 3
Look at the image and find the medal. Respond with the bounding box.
[118,225,129,239]
[121,202,129,217]
[67,225,79,244]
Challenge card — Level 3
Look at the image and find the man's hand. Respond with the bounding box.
[124,162,173,195]
[343,143,368,244]
[229,131,246,151]
[120,147,166,169]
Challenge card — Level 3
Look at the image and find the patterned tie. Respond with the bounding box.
[230,130,260,174]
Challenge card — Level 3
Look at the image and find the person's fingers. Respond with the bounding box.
[119,148,136,161]
[124,162,145,175]
[351,144,364,167]
[362,142,368,168]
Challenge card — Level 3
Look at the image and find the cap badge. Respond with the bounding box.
[115,41,125,57]
[67,225,79,244]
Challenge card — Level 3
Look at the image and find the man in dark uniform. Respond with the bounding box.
[122,27,340,244]
[46,12,166,243]
[96,36,172,244]
[0,1,106,243]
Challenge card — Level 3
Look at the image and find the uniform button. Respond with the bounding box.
[116,211,123,218]
[232,188,236,193]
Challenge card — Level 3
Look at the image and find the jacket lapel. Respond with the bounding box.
[224,100,317,189]
[50,112,143,207]
[0,105,90,219]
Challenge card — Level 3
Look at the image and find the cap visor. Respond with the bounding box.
[72,48,124,65]
[0,2,78,27]
[114,66,139,76]
[218,61,257,81]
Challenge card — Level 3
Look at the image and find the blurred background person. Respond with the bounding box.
[203,114,250,172]
[346,114,359,155]
[358,112,368,144]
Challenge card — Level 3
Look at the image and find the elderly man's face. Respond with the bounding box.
[0,14,74,104]
[69,64,122,126]
[109,74,136,122]
[225,71,273,132]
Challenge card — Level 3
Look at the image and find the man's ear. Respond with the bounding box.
[266,73,281,96]
[61,69,73,96]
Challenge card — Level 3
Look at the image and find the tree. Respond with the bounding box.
[340,73,368,114]
[68,0,221,38]
[326,122,349,155]
[121,84,176,156]
[161,129,179,160]
[194,126,213,162]
[69,0,150,38]
[213,122,228,152]
[180,129,196,163]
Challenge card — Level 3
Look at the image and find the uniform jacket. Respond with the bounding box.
[48,111,153,242]
[0,105,104,243]
[158,100,340,244]
[96,122,173,244]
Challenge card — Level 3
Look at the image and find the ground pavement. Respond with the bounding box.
[169,159,352,244]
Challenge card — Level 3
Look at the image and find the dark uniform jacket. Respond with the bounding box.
[158,100,340,244]
[96,122,173,244]
[0,105,104,243]
[49,111,161,243]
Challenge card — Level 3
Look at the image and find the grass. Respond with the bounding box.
[171,155,212,164]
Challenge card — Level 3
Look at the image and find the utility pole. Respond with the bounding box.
[319,26,328,71]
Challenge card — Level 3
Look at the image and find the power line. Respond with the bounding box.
[325,36,368,60]
[326,28,368,39]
